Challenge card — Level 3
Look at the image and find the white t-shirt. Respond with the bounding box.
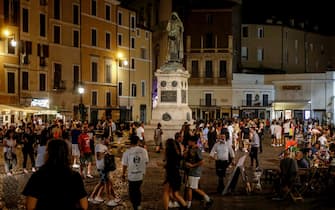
[122,146,149,181]
[3,138,16,153]
[95,143,108,170]
[318,135,327,147]
[136,126,145,140]
[283,122,290,133]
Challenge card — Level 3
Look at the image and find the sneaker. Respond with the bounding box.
[94,197,104,203]
[6,172,12,176]
[23,169,29,174]
[279,144,283,147]
[168,201,174,208]
[172,201,180,207]
[113,198,121,203]
[32,167,36,172]
[106,200,118,207]
[271,144,275,147]
[87,174,94,178]
[88,197,100,204]
[72,164,80,168]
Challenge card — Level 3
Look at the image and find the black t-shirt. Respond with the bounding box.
[22,166,87,210]
[23,133,35,151]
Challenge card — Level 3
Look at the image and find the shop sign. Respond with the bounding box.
[282,85,301,90]
[31,99,49,108]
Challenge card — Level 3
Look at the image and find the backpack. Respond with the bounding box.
[104,153,116,172]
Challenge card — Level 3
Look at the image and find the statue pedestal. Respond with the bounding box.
[150,63,193,139]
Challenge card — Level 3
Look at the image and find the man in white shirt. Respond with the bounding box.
[122,136,149,210]
[136,122,146,148]
[318,132,328,149]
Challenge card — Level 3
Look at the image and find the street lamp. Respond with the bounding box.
[78,87,85,122]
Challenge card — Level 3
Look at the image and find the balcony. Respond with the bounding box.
[53,80,66,91]
[242,100,272,107]
[200,99,217,107]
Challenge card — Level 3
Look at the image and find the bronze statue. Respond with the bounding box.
[166,12,184,63]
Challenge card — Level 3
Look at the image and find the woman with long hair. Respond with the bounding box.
[23,139,88,210]
[163,138,187,210]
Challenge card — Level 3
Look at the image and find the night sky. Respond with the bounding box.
[242,0,334,34]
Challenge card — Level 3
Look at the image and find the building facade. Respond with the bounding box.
[185,8,234,120]
[241,21,331,74]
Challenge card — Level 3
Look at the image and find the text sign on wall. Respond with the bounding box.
[161,90,177,102]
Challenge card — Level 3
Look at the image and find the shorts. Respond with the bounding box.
[98,169,111,183]
[80,152,93,165]
[165,172,182,192]
[186,176,200,189]
[72,144,80,156]
[276,133,281,140]
[284,133,289,138]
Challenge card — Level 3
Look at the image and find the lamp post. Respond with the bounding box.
[78,86,85,122]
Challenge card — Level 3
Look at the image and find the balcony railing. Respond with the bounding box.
[242,100,272,107]
[200,99,217,106]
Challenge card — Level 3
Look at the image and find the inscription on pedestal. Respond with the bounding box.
[161,90,177,102]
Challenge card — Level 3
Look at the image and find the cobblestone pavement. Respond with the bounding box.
[1,136,335,210]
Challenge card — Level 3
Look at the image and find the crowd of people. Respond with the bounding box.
[1,116,335,209]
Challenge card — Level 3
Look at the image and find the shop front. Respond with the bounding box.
[272,101,313,121]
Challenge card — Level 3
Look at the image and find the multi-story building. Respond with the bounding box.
[81,0,152,124]
[241,20,331,74]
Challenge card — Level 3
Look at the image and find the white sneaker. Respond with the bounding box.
[94,196,104,203]
[172,201,180,207]
[113,198,121,203]
[32,167,36,172]
[88,197,99,204]
[87,174,94,178]
[106,200,118,207]
[23,169,29,174]
[271,144,275,147]
[168,201,174,208]
[72,164,80,168]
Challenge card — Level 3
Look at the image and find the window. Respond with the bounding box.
[118,12,122,25]
[295,40,298,49]
[73,65,79,90]
[40,0,47,6]
[207,14,213,24]
[242,46,248,61]
[284,48,288,64]
[131,16,136,29]
[262,94,269,106]
[91,0,97,16]
[39,73,46,91]
[141,81,146,97]
[131,83,137,97]
[136,29,140,37]
[53,63,62,89]
[4,0,19,25]
[131,37,135,48]
[140,48,147,59]
[37,44,49,57]
[145,31,149,40]
[246,94,252,106]
[205,93,212,106]
[22,8,29,33]
[73,30,79,47]
[91,61,98,82]
[257,27,264,38]
[118,82,122,96]
[92,91,97,106]
[106,92,111,106]
[131,58,135,69]
[191,60,199,77]
[205,32,213,48]
[22,71,29,90]
[91,29,97,46]
[219,60,227,78]
[105,32,110,49]
[7,72,15,93]
[257,48,264,61]
[105,4,111,21]
[7,38,16,55]
[53,25,60,44]
[73,4,79,24]
[105,64,111,83]
[118,34,122,46]
[40,13,46,37]
[54,0,60,19]
[205,60,213,78]
[242,26,248,37]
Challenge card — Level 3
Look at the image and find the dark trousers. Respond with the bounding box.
[129,180,143,210]
[216,160,229,193]
[23,149,35,168]
[250,147,259,167]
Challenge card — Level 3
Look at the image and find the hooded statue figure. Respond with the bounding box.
[166,12,184,63]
